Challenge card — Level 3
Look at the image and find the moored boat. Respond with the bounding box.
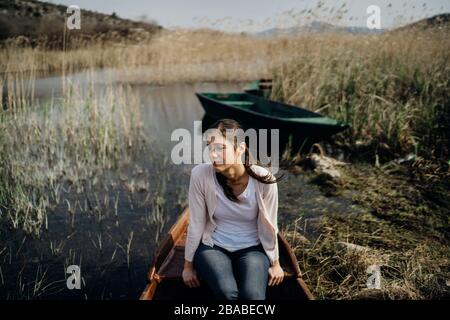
[195,91,349,141]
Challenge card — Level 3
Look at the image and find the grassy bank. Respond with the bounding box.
[282,160,449,299]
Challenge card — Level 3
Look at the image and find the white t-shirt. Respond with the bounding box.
[211,173,260,252]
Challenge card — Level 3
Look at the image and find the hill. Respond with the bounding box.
[390,13,449,33]
[0,0,162,47]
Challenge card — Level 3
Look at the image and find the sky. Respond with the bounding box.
[47,0,450,32]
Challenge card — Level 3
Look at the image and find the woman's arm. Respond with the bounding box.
[183,166,207,288]
[183,259,200,288]
[265,182,280,262]
[268,259,284,286]
[184,166,207,262]
[184,260,194,269]
[264,182,284,286]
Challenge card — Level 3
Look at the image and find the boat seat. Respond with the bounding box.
[221,101,256,108]
[288,117,339,125]
[157,230,297,280]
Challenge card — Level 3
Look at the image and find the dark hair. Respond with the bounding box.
[208,118,283,202]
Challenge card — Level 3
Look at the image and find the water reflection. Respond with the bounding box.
[1,69,347,300]
[1,71,245,299]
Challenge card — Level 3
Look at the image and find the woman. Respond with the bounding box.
[182,118,284,300]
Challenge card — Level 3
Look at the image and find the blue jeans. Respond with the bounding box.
[193,243,270,300]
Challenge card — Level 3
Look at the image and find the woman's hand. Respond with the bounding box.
[268,261,284,286]
[182,266,200,288]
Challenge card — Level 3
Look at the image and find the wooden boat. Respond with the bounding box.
[196,91,349,141]
[140,207,314,300]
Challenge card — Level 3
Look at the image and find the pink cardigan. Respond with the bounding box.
[185,163,279,264]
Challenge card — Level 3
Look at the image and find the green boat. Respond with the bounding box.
[195,89,349,142]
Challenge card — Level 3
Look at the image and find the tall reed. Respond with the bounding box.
[0,69,145,236]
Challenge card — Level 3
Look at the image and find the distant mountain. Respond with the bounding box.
[253,14,450,38]
[391,13,449,33]
[253,21,386,38]
[0,0,162,47]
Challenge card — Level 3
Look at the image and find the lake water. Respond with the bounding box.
[0,70,244,299]
[0,69,356,299]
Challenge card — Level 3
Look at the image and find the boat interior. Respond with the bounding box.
[200,92,326,120]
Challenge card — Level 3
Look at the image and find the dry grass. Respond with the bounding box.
[291,223,448,299]
[271,28,450,160]
[2,27,448,159]
[285,162,449,299]
[0,73,146,236]
[1,29,291,80]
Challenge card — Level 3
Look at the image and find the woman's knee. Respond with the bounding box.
[238,250,270,276]
[235,249,270,300]
[193,245,238,300]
